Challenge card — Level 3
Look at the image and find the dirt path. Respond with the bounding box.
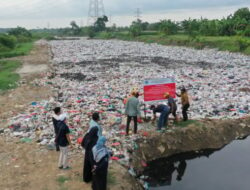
[0,42,53,127]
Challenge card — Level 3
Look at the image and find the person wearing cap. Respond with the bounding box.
[150,104,170,131]
[125,91,141,135]
[164,92,178,121]
[52,107,61,151]
[176,88,190,121]
[56,114,72,170]
[88,112,103,138]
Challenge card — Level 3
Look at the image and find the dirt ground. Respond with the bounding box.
[0,42,141,190]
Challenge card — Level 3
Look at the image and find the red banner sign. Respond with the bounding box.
[143,78,176,102]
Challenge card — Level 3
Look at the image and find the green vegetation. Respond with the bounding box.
[0,42,33,58]
[0,27,33,58]
[56,176,71,184]
[92,7,250,55]
[0,60,21,91]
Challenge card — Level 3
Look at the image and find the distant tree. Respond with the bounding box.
[218,18,236,36]
[141,21,149,31]
[233,7,250,22]
[129,19,143,37]
[70,21,81,35]
[159,20,178,35]
[8,27,32,37]
[94,16,108,32]
[147,22,161,31]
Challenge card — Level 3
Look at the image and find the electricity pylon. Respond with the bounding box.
[87,0,105,26]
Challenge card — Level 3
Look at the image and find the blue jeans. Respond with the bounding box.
[157,107,169,130]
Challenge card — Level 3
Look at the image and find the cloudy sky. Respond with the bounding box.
[0,0,249,29]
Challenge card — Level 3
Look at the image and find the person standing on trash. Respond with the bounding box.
[125,91,141,135]
[81,127,99,183]
[150,104,170,131]
[53,107,61,151]
[91,136,111,190]
[176,88,190,121]
[88,112,102,138]
[164,92,178,121]
[56,113,72,170]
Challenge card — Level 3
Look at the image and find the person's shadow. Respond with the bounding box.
[176,160,187,181]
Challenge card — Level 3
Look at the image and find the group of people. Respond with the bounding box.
[51,87,190,189]
[125,87,190,132]
[53,108,109,190]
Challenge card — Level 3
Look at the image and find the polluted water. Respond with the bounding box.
[143,137,250,190]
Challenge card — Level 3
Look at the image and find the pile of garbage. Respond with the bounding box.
[3,39,250,188]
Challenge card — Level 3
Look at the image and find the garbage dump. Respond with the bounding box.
[3,39,250,188]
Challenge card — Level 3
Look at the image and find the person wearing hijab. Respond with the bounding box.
[176,88,190,121]
[88,112,103,138]
[82,127,99,183]
[91,136,110,190]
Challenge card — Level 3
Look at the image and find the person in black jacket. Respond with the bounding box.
[52,107,61,151]
[82,127,99,183]
[56,114,72,170]
[91,136,110,190]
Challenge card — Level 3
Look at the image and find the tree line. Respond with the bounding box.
[129,7,250,37]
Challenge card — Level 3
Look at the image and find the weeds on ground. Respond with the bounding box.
[56,176,71,184]
[174,120,201,128]
[0,42,33,58]
[0,60,21,91]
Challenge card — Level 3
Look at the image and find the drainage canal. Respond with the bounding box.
[143,136,250,190]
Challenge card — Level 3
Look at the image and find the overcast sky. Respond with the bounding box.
[0,0,249,29]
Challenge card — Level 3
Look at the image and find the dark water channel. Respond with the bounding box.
[144,137,250,190]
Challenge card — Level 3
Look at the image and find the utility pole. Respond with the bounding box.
[88,0,105,26]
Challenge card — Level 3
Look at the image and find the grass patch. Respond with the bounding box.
[108,171,116,185]
[0,60,21,91]
[56,176,70,185]
[0,42,33,58]
[174,120,201,128]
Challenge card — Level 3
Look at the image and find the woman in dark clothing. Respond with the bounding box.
[91,136,110,190]
[82,127,99,183]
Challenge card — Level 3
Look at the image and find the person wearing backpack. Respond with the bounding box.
[82,127,99,183]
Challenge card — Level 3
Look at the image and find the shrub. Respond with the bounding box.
[237,38,249,51]
[0,35,17,49]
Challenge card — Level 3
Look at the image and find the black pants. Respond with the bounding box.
[56,143,60,151]
[83,151,92,183]
[126,116,137,135]
[182,104,190,121]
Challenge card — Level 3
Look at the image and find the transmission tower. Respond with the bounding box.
[88,0,105,26]
[135,8,141,21]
